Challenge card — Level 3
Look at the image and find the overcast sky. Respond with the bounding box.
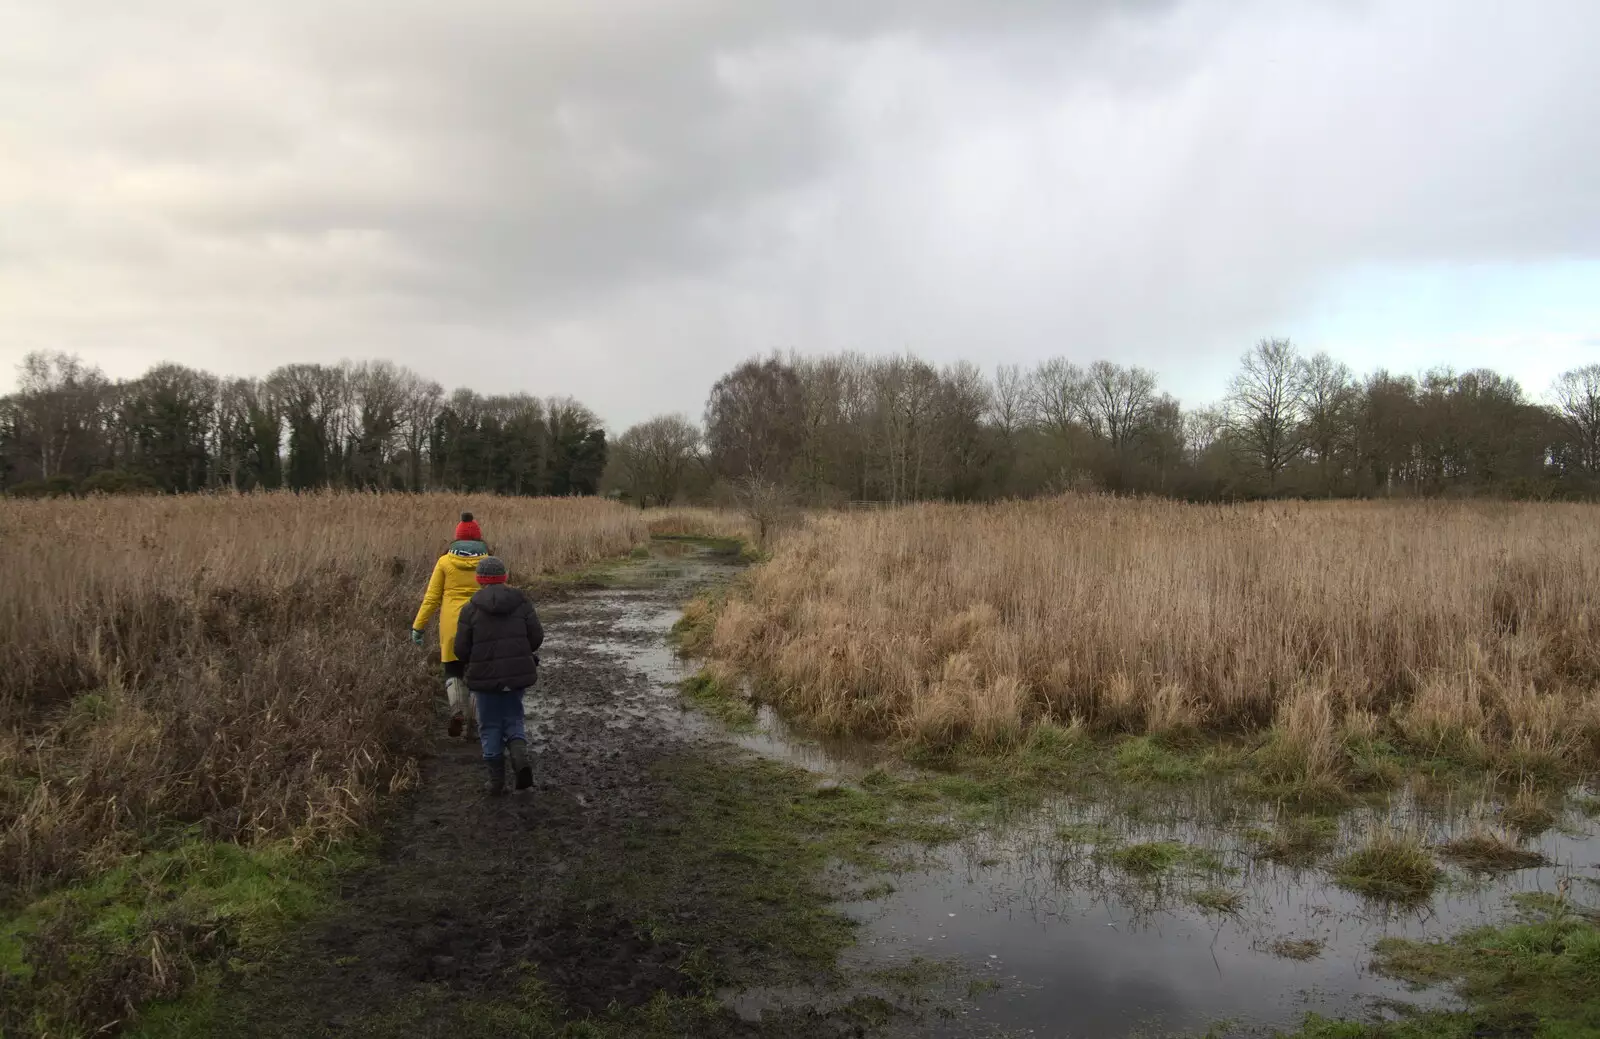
[2,0,1596,429]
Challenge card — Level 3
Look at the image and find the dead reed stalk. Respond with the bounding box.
[704,496,1600,771]
[0,493,646,898]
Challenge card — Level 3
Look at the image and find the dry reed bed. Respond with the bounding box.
[703,498,1600,774]
[0,494,646,898]
[644,506,758,543]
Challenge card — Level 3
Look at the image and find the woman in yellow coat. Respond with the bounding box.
[411,512,489,737]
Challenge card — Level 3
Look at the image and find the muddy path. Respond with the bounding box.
[199,537,1600,1039]
[216,541,889,1037]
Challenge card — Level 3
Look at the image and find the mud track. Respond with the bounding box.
[219,543,895,1038]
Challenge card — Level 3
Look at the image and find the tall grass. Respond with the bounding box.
[702,497,1600,773]
[643,506,758,543]
[0,493,646,898]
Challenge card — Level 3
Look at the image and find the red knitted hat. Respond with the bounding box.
[455,512,482,542]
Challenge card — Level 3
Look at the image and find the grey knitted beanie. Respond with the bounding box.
[475,556,508,584]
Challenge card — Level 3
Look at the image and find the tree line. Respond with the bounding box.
[0,353,607,496]
[7,344,1596,505]
[607,344,1600,505]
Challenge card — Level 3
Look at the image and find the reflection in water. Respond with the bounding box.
[554,549,1600,1037]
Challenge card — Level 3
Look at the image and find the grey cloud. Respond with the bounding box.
[0,0,1596,428]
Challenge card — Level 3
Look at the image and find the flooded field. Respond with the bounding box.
[558,546,1600,1037]
[850,792,1598,1037]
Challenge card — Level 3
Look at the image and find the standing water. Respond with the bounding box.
[550,542,1600,1037]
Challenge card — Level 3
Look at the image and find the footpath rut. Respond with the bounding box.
[219,545,788,1036]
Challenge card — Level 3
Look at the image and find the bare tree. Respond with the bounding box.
[1553,364,1600,476]
[1084,360,1157,454]
[1026,357,1089,441]
[792,355,846,503]
[990,363,1030,439]
[397,373,444,491]
[1225,338,1309,492]
[349,360,408,488]
[268,363,345,490]
[735,472,791,550]
[872,356,942,503]
[613,414,702,505]
[937,361,993,499]
[13,352,110,480]
[1301,352,1359,496]
[1182,407,1228,464]
[704,355,803,483]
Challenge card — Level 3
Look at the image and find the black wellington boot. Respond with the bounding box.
[484,755,506,797]
[506,739,533,791]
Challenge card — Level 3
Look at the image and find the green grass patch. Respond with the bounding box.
[1332,834,1441,904]
[1192,887,1244,914]
[1,838,360,1038]
[1103,840,1226,878]
[1282,903,1600,1039]
[669,590,724,656]
[1114,736,1203,784]
[680,670,758,730]
[1056,820,1121,845]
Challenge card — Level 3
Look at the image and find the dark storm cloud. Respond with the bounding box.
[1,0,1596,426]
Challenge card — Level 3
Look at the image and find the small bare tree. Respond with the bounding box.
[1553,364,1600,477]
[1225,338,1310,492]
[735,473,791,550]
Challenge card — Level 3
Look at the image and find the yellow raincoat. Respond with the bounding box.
[412,549,487,662]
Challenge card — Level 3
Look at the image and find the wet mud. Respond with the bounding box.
[215,543,829,1036]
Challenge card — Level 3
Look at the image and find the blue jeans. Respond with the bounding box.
[475,691,526,760]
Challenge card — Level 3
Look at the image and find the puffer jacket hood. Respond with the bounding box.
[471,583,525,616]
[453,584,544,693]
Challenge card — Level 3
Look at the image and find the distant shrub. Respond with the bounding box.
[80,470,161,496]
[6,476,76,499]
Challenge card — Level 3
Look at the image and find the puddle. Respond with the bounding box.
[733,704,886,776]
[531,540,1600,1036]
[849,789,1600,1037]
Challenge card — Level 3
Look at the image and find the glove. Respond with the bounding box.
[410,629,425,647]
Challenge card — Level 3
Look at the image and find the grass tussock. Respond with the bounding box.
[0,492,646,1034]
[1332,833,1442,904]
[1436,830,1548,873]
[1268,937,1326,961]
[1191,887,1244,914]
[1103,840,1225,878]
[697,498,1600,779]
[1248,815,1340,867]
[1288,902,1600,1038]
[1501,781,1560,837]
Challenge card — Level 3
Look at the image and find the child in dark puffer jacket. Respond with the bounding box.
[453,556,544,796]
